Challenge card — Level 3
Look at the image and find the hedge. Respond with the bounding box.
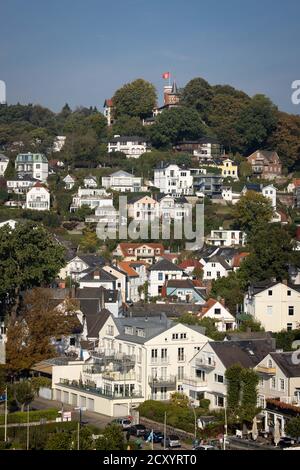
[0,408,59,425]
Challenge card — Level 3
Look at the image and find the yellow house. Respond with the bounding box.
[218,158,239,180]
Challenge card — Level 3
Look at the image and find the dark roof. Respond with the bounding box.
[204,255,231,270]
[226,331,273,341]
[149,258,183,272]
[209,339,276,369]
[109,136,149,143]
[250,281,300,296]
[85,309,111,338]
[75,254,105,266]
[8,174,38,182]
[212,247,239,260]
[270,352,300,378]
[176,137,220,145]
[244,183,262,192]
[127,303,200,318]
[76,287,118,303]
[80,267,117,283]
[166,279,197,289]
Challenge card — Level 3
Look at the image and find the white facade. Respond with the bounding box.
[70,187,111,211]
[199,300,236,332]
[159,195,190,220]
[0,154,9,176]
[244,282,300,332]
[7,176,38,193]
[221,187,240,205]
[63,174,75,190]
[202,259,231,281]
[108,135,150,159]
[154,164,194,196]
[84,176,98,188]
[262,184,277,209]
[148,262,185,297]
[206,228,246,247]
[102,170,142,192]
[128,195,159,221]
[26,185,50,211]
[15,153,48,182]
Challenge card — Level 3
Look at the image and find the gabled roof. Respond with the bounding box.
[250,281,300,296]
[118,261,139,278]
[269,352,300,378]
[204,255,231,270]
[85,309,111,338]
[118,242,164,257]
[149,258,183,272]
[179,259,203,270]
[107,170,136,178]
[209,339,276,369]
[104,98,113,107]
[80,266,117,283]
[76,286,118,303]
[232,252,250,268]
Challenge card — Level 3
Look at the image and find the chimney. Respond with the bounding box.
[282,279,288,286]
[94,270,100,280]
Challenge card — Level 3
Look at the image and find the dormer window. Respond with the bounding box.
[125,326,134,335]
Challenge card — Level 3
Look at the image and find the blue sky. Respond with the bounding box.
[1,0,300,113]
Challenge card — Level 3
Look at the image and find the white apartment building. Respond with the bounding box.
[7,175,38,193]
[102,170,142,193]
[127,195,159,221]
[183,339,275,409]
[262,184,277,209]
[26,183,50,211]
[0,154,9,176]
[15,152,48,182]
[202,256,232,281]
[108,135,151,159]
[158,195,190,220]
[148,258,185,297]
[70,187,111,211]
[154,164,194,196]
[206,227,246,247]
[244,282,300,332]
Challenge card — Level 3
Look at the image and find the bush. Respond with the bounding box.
[199,399,210,410]
[0,408,59,425]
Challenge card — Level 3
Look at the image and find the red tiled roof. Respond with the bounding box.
[293,179,300,188]
[179,259,203,270]
[118,261,139,278]
[232,252,250,268]
[104,99,113,107]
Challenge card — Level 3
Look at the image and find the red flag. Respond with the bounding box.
[162,72,170,80]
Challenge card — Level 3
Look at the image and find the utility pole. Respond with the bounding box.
[163,412,167,450]
[4,386,7,443]
[26,404,30,450]
[223,400,228,451]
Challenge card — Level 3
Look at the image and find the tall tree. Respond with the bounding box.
[268,111,300,170]
[151,107,207,148]
[0,222,65,318]
[235,94,278,154]
[6,289,80,373]
[182,77,213,121]
[233,191,274,235]
[113,79,157,119]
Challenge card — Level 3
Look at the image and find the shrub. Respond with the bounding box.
[0,408,59,425]
[199,399,210,410]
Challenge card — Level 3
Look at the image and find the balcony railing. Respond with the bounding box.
[256,366,276,375]
[57,380,143,400]
[148,375,177,387]
[102,371,136,382]
[149,357,170,365]
[195,357,216,369]
[182,377,208,388]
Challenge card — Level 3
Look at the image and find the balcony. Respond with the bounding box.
[182,377,208,390]
[256,366,276,375]
[149,357,170,365]
[195,357,216,369]
[148,375,177,387]
[57,379,143,400]
[102,371,136,382]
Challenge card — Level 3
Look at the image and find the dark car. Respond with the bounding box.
[278,437,295,448]
[129,424,147,437]
[144,430,164,443]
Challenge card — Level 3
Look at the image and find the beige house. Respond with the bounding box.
[244,282,300,332]
[127,195,159,221]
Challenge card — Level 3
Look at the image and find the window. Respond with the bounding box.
[125,326,133,335]
[158,272,163,281]
[136,328,145,338]
[214,308,221,315]
[289,306,294,316]
[268,290,273,296]
[271,377,276,389]
[106,325,114,336]
[161,348,167,362]
[180,333,187,339]
[267,359,273,368]
[287,323,293,331]
[214,396,224,407]
[214,374,224,383]
[178,366,184,380]
[216,271,221,278]
[267,306,273,315]
[172,333,179,340]
[206,271,211,277]
[280,379,285,391]
[287,290,291,296]
[178,347,184,362]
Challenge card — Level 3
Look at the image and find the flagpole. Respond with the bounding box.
[4,386,7,442]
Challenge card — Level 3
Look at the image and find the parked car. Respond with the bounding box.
[110,418,132,430]
[162,435,181,448]
[193,445,217,451]
[129,424,147,437]
[278,437,295,448]
[144,430,164,443]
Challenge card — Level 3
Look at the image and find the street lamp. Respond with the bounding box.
[74,406,86,450]
[189,401,197,444]
[223,399,228,451]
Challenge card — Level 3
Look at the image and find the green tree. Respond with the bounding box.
[225,364,243,416]
[71,426,94,450]
[233,191,273,235]
[268,111,300,170]
[151,107,207,148]
[79,227,99,253]
[240,369,259,423]
[0,222,65,319]
[95,424,125,450]
[182,77,213,121]
[235,95,278,154]
[170,392,189,408]
[113,79,157,119]
[14,381,35,412]
[46,432,72,450]
[286,417,300,439]
[211,272,244,314]
[239,161,252,178]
